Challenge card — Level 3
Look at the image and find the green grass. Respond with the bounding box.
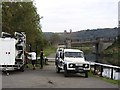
[88,71,119,85]
[99,77,119,85]
[26,63,33,69]
[44,46,56,57]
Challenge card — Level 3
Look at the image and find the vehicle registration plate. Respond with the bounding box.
[76,64,83,66]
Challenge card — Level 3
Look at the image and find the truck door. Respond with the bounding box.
[0,38,15,65]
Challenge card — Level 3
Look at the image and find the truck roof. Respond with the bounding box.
[57,48,64,52]
[64,49,83,52]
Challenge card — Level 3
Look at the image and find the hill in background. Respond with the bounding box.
[43,28,118,43]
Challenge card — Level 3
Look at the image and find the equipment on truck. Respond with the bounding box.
[0,32,26,75]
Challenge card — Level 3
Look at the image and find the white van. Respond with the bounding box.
[55,49,90,77]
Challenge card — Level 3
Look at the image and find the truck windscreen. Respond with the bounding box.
[65,52,83,58]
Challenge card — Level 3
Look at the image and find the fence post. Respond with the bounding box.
[100,65,103,77]
[94,64,97,74]
[111,67,113,80]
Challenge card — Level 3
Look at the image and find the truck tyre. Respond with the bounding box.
[64,65,68,77]
[56,66,60,73]
[20,66,24,72]
[85,71,88,78]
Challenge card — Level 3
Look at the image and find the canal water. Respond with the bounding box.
[84,53,96,62]
[84,53,118,66]
[85,53,120,80]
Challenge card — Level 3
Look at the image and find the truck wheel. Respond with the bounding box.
[20,66,24,72]
[85,71,88,78]
[64,66,68,77]
[56,66,60,73]
[7,73,10,76]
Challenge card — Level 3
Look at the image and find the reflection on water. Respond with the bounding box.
[85,53,118,66]
[84,53,96,62]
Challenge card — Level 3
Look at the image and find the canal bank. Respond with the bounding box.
[85,53,120,80]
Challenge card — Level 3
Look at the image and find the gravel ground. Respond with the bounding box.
[2,62,118,88]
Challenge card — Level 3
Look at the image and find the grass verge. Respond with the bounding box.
[44,46,56,57]
[88,71,119,85]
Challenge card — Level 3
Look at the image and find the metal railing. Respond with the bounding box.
[89,61,120,80]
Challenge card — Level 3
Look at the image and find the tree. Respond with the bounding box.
[49,33,60,46]
[2,2,46,51]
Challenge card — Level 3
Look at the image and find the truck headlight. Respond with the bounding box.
[83,64,89,68]
[70,64,73,67]
[69,64,75,68]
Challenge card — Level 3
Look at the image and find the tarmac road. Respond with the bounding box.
[2,61,119,88]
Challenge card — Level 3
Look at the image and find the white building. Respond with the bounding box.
[118,1,120,27]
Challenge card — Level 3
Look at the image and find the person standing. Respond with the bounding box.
[40,49,44,69]
[29,52,36,70]
[24,51,29,68]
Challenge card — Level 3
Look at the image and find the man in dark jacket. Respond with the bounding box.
[40,49,44,69]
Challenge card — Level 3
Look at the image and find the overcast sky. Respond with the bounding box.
[34,0,119,32]
[118,1,120,21]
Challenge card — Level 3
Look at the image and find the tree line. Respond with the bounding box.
[2,2,48,52]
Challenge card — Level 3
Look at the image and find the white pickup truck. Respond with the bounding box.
[55,49,90,77]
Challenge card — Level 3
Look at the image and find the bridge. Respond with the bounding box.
[71,37,115,44]
[65,37,117,53]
